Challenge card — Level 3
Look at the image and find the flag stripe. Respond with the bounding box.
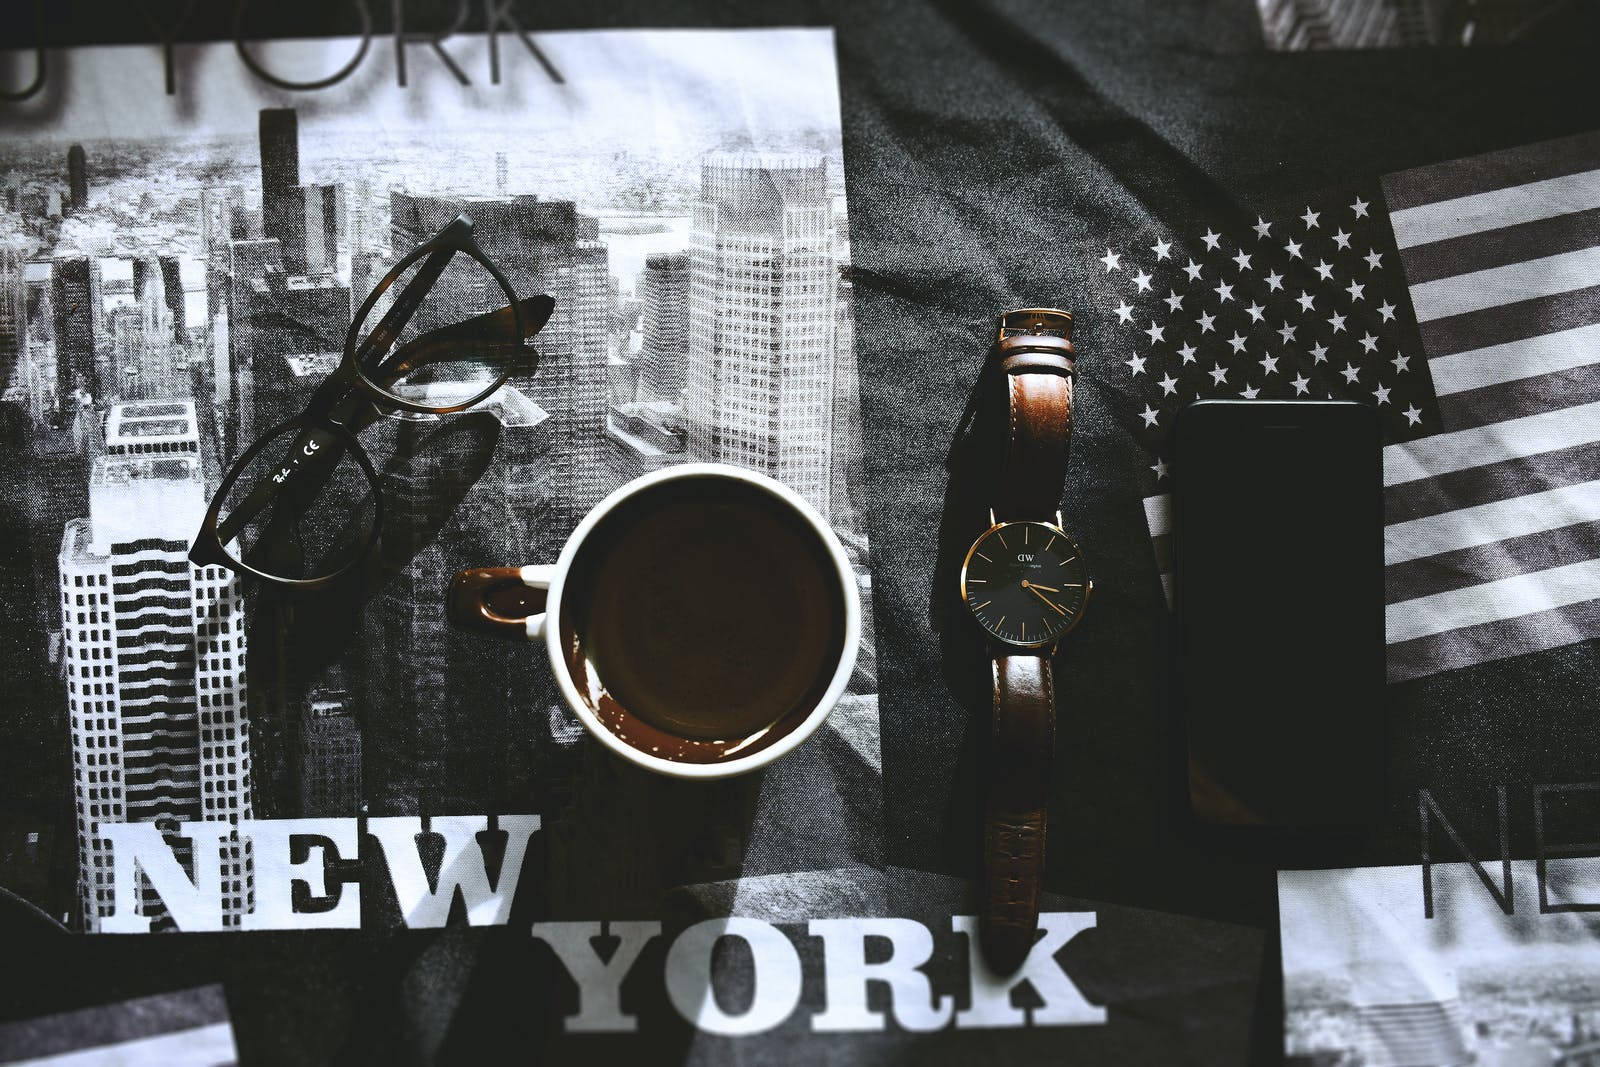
[1436,362,1600,430]
[1397,203,1600,285]
[1382,399,1600,487]
[1386,555,1600,644]
[1381,134,1600,678]
[1385,519,1600,605]
[1388,167,1600,250]
[1407,245,1600,322]
[1418,282,1600,359]
[1144,492,1172,539]
[1382,439,1600,524]
[1150,532,1171,576]
[1381,128,1600,212]
[0,989,232,1063]
[1426,320,1600,397]
[1133,134,1600,682]
[1384,479,1600,564]
[7,1022,239,1067]
[1355,1000,1470,1064]
[1386,596,1600,684]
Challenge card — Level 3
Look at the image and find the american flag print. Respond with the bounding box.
[1103,128,1600,683]
[1379,129,1600,682]
[1094,190,1435,613]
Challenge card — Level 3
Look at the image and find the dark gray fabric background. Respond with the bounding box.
[3,2,1599,1063]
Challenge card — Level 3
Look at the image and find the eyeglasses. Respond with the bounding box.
[189,212,554,589]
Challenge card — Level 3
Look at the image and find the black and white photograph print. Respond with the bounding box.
[0,28,880,934]
[1280,863,1600,1066]
[1255,0,1582,50]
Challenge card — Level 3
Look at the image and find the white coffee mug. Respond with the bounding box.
[447,463,861,779]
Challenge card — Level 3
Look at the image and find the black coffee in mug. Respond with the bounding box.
[558,476,848,762]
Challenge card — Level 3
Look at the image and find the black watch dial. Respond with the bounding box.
[961,521,1089,648]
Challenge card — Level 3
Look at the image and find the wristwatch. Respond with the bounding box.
[958,307,1090,972]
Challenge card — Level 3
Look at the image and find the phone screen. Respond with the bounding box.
[1172,400,1384,832]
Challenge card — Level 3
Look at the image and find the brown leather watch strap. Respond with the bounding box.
[995,312,1076,520]
[982,653,1056,973]
[998,373,1074,518]
[978,310,1076,973]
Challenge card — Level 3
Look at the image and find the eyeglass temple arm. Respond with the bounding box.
[365,293,554,386]
[353,244,458,374]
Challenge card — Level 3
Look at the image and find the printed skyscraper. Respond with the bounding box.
[258,109,303,272]
[111,257,179,401]
[66,144,87,212]
[300,684,362,817]
[257,108,341,277]
[361,386,556,813]
[51,254,102,399]
[59,401,254,931]
[0,246,23,384]
[390,191,611,525]
[686,153,838,518]
[640,252,690,402]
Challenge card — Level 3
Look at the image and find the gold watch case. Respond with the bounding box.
[959,510,1092,651]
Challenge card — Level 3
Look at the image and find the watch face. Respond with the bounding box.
[961,522,1090,648]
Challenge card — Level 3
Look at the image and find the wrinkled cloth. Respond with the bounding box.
[2,2,1599,1064]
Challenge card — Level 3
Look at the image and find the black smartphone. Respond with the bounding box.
[1170,399,1384,842]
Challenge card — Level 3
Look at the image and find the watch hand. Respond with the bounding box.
[1027,583,1060,593]
[1027,585,1068,616]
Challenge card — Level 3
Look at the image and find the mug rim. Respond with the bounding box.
[542,462,862,780]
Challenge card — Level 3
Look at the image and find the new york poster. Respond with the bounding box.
[0,27,881,937]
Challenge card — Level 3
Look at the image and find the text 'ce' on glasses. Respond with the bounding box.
[190,212,555,589]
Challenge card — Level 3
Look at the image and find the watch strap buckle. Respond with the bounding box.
[996,308,1076,379]
[997,307,1074,344]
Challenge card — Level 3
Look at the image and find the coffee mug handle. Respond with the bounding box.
[446,565,554,641]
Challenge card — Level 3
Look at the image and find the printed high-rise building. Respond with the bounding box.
[59,400,254,931]
[158,254,187,345]
[199,186,246,376]
[296,183,343,276]
[20,260,55,422]
[258,109,305,274]
[221,237,281,457]
[390,191,612,526]
[0,245,24,386]
[26,398,94,635]
[605,401,686,483]
[66,144,87,212]
[199,186,246,264]
[113,257,179,401]
[830,265,863,534]
[258,110,299,196]
[685,152,837,518]
[51,255,103,400]
[346,179,381,307]
[640,252,690,402]
[241,272,350,437]
[221,236,350,456]
[362,387,558,813]
[300,685,362,817]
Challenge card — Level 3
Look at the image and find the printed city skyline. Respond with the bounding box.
[0,31,876,932]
